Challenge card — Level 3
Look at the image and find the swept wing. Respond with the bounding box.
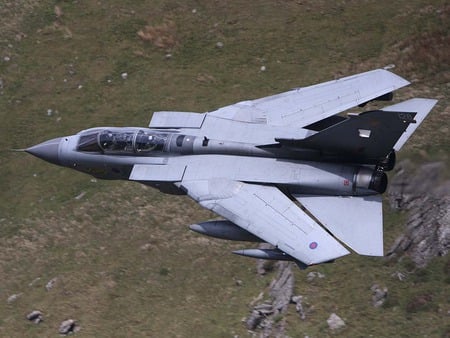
[207,69,409,127]
[178,178,350,265]
[149,69,410,144]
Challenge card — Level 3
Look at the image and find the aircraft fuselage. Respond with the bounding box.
[27,127,387,197]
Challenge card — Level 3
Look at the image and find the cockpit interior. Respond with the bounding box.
[77,129,169,154]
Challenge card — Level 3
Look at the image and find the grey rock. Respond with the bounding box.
[246,310,264,330]
[7,293,22,304]
[391,271,407,281]
[306,271,325,282]
[327,313,345,330]
[29,277,41,287]
[246,261,294,336]
[74,191,86,200]
[246,302,273,330]
[291,295,306,320]
[269,261,294,313]
[26,310,43,324]
[387,161,450,267]
[371,284,388,307]
[59,319,78,335]
[46,277,57,291]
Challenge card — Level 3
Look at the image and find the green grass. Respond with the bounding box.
[0,1,449,337]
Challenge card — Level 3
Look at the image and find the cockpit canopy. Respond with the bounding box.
[77,129,169,154]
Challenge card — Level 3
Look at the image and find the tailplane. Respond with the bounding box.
[382,98,438,151]
[294,194,383,256]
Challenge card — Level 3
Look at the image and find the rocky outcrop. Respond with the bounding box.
[246,261,294,337]
[245,160,448,336]
[387,160,450,267]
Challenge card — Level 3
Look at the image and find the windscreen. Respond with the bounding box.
[77,129,169,154]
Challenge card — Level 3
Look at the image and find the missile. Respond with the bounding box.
[189,220,262,242]
[232,248,293,261]
[233,248,312,269]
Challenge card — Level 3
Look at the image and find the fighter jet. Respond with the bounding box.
[26,69,437,269]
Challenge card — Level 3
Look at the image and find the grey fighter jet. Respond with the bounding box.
[26,69,437,269]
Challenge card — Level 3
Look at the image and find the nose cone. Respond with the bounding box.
[26,137,62,165]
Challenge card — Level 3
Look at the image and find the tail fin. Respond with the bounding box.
[277,98,437,162]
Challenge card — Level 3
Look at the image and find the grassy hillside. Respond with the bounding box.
[0,1,448,337]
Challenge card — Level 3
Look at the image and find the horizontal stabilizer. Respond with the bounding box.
[380,98,438,151]
[294,194,383,256]
[277,108,418,161]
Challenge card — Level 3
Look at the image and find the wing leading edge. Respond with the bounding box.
[149,69,410,130]
[208,69,410,127]
[178,178,350,265]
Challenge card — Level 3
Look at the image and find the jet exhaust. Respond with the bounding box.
[368,171,388,194]
[354,166,388,194]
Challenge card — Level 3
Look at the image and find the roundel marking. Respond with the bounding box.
[309,242,318,250]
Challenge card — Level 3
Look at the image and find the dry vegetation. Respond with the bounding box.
[137,20,178,50]
[394,5,450,83]
[397,29,449,80]
[0,1,41,36]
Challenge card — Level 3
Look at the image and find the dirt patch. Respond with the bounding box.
[395,28,450,82]
[137,20,178,51]
[0,1,42,39]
